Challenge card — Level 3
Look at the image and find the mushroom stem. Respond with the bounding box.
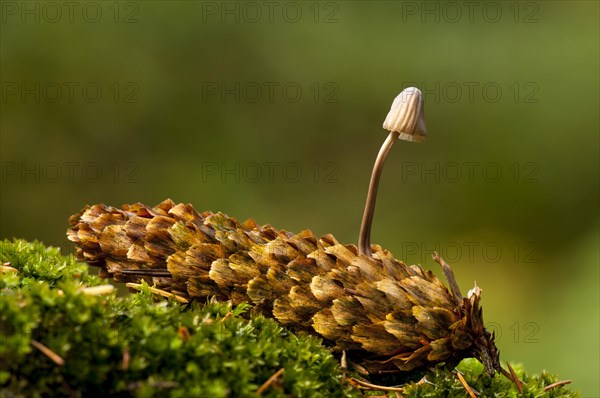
[358,131,399,256]
[357,87,427,257]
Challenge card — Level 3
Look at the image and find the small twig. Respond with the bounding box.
[219,312,233,323]
[256,367,284,395]
[178,326,190,342]
[418,376,435,386]
[125,282,189,304]
[340,350,347,370]
[456,371,477,398]
[30,339,65,366]
[127,380,179,390]
[544,380,572,391]
[122,347,130,370]
[82,285,115,296]
[1,263,18,273]
[346,358,369,375]
[347,377,404,394]
[148,381,179,389]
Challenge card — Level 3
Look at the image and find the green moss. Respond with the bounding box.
[0,239,578,397]
[399,359,577,398]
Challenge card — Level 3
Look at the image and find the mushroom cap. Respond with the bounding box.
[382,87,427,142]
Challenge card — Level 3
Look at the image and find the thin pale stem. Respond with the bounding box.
[358,131,399,256]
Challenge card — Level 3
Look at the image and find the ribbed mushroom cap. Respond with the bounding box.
[382,87,427,142]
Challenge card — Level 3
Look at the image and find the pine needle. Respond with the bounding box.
[256,367,284,395]
[544,380,572,391]
[456,371,477,398]
[507,362,524,394]
[30,339,65,366]
[125,282,189,303]
[348,377,405,394]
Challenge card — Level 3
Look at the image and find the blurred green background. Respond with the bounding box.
[1,1,598,395]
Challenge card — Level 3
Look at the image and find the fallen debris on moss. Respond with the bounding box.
[0,240,577,397]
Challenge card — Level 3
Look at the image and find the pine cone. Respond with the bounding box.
[67,199,501,376]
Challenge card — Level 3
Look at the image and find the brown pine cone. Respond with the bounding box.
[67,199,501,376]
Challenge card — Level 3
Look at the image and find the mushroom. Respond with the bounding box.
[358,87,427,257]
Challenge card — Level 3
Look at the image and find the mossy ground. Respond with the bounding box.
[0,239,578,397]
